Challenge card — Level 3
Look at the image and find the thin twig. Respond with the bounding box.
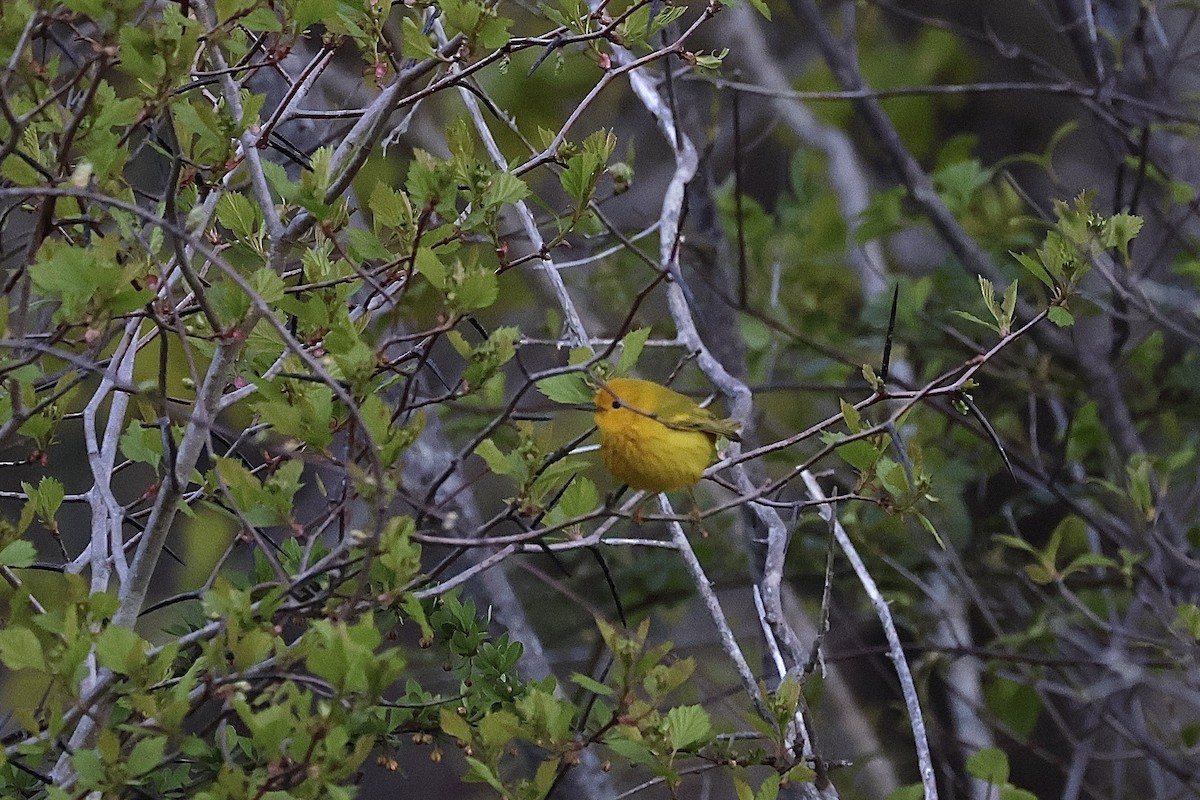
[801,471,938,800]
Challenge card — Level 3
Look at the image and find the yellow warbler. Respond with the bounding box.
[593,377,741,492]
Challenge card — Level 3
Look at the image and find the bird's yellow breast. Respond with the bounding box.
[595,405,716,492]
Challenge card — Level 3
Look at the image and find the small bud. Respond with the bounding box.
[70,160,93,188]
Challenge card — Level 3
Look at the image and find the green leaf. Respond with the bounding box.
[665,704,712,750]
[447,330,472,359]
[451,269,498,311]
[215,457,285,527]
[127,735,167,776]
[1174,603,1200,640]
[570,671,614,696]
[0,540,36,568]
[476,13,513,49]
[541,2,577,30]
[1024,563,1055,584]
[1126,454,1155,520]
[1103,212,1143,262]
[459,326,520,390]
[261,158,298,202]
[605,736,658,768]
[30,244,126,320]
[1065,401,1104,463]
[877,459,910,497]
[118,26,165,82]
[984,677,1040,739]
[401,17,437,59]
[616,327,651,375]
[478,709,519,749]
[475,439,514,476]
[406,151,454,211]
[482,171,528,208]
[1184,721,1200,749]
[559,476,598,517]
[95,624,148,676]
[253,380,334,450]
[980,276,999,322]
[861,363,883,391]
[534,758,560,796]
[464,756,506,792]
[560,149,605,205]
[1047,306,1074,327]
[1000,279,1018,332]
[782,763,817,785]
[754,772,781,800]
[1011,251,1053,288]
[0,627,44,671]
[914,512,945,549]
[840,398,862,433]
[1062,551,1114,576]
[823,434,879,473]
[16,490,36,535]
[606,11,653,51]
[370,182,413,230]
[293,0,329,30]
[27,476,65,521]
[376,515,422,586]
[21,476,65,534]
[216,192,263,239]
[206,279,252,326]
[71,749,104,786]
[952,310,998,333]
[120,421,163,470]
[240,6,282,31]
[249,267,286,304]
[744,0,771,19]
[692,49,728,70]
[347,226,393,261]
[966,746,1009,784]
[536,373,594,405]
[934,158,992,214]
[994,534,1040,556]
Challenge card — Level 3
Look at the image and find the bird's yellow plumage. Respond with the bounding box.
[593,378,740,492]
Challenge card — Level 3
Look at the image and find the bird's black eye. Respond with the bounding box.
[611,400,622,409]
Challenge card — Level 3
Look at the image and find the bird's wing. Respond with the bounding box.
[657,394,742,442]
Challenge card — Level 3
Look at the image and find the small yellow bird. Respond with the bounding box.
[593,377,741,492]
